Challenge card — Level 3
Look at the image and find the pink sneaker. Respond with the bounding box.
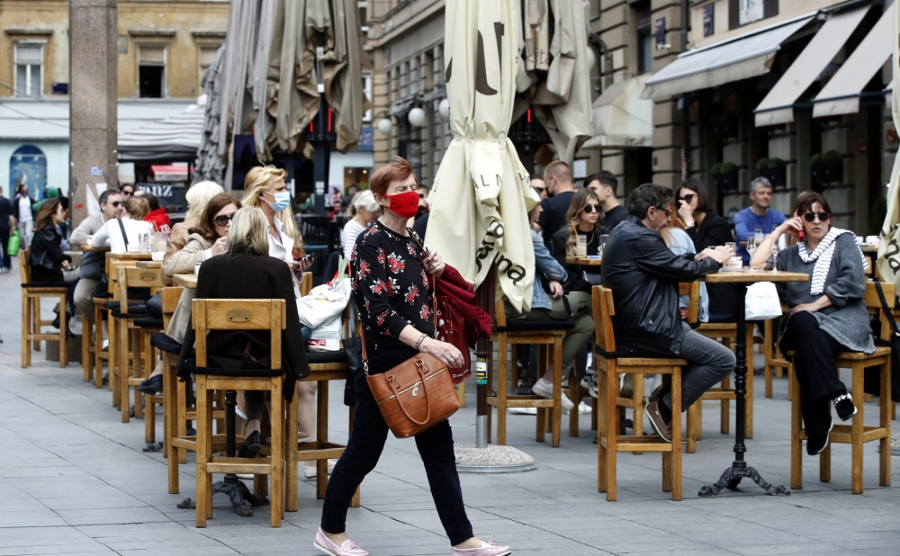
[451,538,511,556]
[313,528,369,556]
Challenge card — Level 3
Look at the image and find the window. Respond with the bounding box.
[199,46,219,86]
[15,43,43,98]
[10,145,47,199]
[138,46,166,98]
[633,1,652,75]
[362,73,373,122]
[729,0,778,29]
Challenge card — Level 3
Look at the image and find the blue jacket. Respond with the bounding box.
[531,229,567,310]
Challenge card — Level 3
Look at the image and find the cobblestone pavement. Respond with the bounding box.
[1,265,899,555]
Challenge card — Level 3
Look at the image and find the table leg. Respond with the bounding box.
[700,283,790,497]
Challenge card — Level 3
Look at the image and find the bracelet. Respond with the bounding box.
[414,333,428,351]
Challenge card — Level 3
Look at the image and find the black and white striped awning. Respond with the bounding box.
[117,103,205,162]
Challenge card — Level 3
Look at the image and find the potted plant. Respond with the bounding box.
[823,150,843,183]
[810,153,824,191]
[711,162,724,189]
[720,162,738,191]
[768,157,786,187]
[756,157,772,183]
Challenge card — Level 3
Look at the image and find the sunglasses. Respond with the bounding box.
[418,193,426,199]
[679,194,696,203]
[533,187,546,194]
[802,211,830,223]
[108,201,122,208]
[655,206,672,217]
[214,214,234,226]
[122,190,133,196]
[583,204,601,214]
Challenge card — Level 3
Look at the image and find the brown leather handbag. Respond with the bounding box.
[360,274,460,438]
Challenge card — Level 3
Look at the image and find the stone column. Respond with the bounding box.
[69,0,117,228]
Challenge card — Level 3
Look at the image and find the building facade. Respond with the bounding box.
[0,0,229,196]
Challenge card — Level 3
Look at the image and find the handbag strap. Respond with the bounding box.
[874,279,899,336]
[358,230,438,373]
[116,218,129,250]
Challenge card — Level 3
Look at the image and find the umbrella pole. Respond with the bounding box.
[456,268,535,473]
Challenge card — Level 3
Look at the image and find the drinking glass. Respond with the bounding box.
[746,236,756,256]
[754,226,765,244]
[575,235,588,257]
[771,240,780,273]
[150,231,169,261]
[598,234,610,259]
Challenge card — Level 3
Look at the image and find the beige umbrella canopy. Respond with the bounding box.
[426,0,540,313]
[203,0,367,170]
[515,0,594,165]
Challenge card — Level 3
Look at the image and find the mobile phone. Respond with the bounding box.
[302,252,318,262]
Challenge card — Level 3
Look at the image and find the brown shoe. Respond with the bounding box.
[644,399,672,443]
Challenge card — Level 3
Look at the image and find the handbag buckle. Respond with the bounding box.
[412,384,419,397]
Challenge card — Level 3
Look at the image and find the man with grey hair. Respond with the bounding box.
[733,176,785,264]
[70,188,125,318]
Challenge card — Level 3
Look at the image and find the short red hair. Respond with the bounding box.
[370,156,418,196]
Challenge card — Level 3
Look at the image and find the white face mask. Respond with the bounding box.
[266,191,291,212]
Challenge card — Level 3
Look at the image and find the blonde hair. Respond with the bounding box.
[125,197,150,220]
[186,181,225,221]
[225,207,269,256]
[564,189,601,257]
[241,165,301,244]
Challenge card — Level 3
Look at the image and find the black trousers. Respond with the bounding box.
[779,311,847,437]
[0,226,9,268]
[320,361,474,545]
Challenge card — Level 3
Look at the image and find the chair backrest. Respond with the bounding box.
[300,272,314,296]
[300,216,335,247]
[160,287,184,329]
[107,259,138,301]
[865,281,896,342]
[18,249,30,283]
[679,281,700,323]
[117,266,163,313]
[191,299,286,369]
[592,286,616,353]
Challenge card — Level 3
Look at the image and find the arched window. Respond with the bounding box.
[9,145,47,198]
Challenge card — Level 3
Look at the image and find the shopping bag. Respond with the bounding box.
[744,282,782,321]
[307,314,342,352]
[296,257,351,328]
[7,231,19,257]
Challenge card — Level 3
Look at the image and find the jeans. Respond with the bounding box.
[17,220,33,249]
[0,226,10,268]
[506,290,594,371]
[320,361,474,545]
[779,311,847,436]
[660,322,736,410]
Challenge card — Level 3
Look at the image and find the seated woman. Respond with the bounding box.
[341,190,380,260]
[675,178,737,319]
[508,204,594,410]
[661,220,709,323]
[162,181,224,286]
[751,191,872,455]
[30,198,77,329]
[90,197,153,254]
[139,194,242,395]
[549,188,602,293]
[190,207,309,456]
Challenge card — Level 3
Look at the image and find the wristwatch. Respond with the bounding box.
[684,220,695,229]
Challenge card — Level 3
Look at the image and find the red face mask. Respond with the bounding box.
[383,190,420,219]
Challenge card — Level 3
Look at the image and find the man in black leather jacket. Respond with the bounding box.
[601,184,736,441]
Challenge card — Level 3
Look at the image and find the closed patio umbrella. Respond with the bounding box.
[427,0,540,313]
[514,0,594,165]
[878,4,900,284]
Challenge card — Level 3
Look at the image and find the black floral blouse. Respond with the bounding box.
[351,220,435,373]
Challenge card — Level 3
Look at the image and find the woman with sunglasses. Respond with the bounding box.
[550,188,603,293]
[138,194,243,395]
[751,191,873,456]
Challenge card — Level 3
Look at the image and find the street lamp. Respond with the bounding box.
[407,107,426,127]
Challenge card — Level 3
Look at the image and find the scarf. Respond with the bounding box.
[797,227,867,295]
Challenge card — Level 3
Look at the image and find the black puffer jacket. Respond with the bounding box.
[601,215,721,354]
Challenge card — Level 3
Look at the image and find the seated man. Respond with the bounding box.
[601,184,736,440]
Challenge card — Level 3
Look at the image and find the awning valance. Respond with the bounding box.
[812,2,894,118]
[117,104,205,162]
[642,13,816,100]
[582,76,652,150]
[754,5,868,127]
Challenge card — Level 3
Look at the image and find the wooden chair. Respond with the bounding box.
[694,305,755,439]
[594,286,685,501]
[19,249,69,368]
[791,281,893,495]
[103,257,141,408]
[486,298,570,447]
[763,305,790,399]
[193,298,286,528]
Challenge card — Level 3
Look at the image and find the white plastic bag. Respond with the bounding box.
[745,281,783,321]
[296,274,351,329]
[307,314,342,352]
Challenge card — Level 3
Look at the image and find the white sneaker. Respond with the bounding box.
[531,378,574,410]
[101,338,109,351]
[70,314,83,336]
[508,407,537,415]
[304,459,337,478]
[576,401,592,415]
[580,373,599,398]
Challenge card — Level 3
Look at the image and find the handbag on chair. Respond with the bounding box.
[359,272,460,438]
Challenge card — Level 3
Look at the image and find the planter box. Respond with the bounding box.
[721,171,738,192]
[769,166,786,188]
[811,165,825,191]
[824,160,843,184]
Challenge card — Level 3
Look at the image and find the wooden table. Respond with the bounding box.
[860,244,878,278]
[699,270,808,497]
[172,274,197,289]
[565,256,602,266]
[136,261,163,269]
[80,245,110,252]
[106,252,152,260]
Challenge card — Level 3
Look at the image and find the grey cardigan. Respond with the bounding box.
[777,232,874,354]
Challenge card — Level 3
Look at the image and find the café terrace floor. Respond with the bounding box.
[1,264,899,555]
